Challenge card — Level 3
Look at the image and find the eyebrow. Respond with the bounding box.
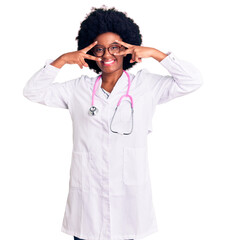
[96,42,119,47]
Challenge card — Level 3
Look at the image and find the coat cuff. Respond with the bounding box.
[43,59,61,74]
[159,51,176,66]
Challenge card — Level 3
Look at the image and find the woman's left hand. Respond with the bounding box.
[113,39,153,63]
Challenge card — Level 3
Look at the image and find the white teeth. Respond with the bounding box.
[104,60,115,64]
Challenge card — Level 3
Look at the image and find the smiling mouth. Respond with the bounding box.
[102,59,116,66]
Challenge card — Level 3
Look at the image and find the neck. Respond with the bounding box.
[101,69,124,87]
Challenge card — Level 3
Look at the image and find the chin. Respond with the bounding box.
[97,65,123,74]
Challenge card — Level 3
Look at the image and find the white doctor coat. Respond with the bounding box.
[23,51,203,240]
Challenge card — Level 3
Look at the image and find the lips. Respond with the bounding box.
[101,59,116,66]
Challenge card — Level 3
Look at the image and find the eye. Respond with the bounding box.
[110,45,120,50]
[94,47,104,53]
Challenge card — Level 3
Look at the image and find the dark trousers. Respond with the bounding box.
[74,237,84,240]
[74,236,133,240]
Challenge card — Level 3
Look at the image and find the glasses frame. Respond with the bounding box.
[92,44,124,57]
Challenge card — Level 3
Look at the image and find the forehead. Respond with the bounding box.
[94,32,122,46]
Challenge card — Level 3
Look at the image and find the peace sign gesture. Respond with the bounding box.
[54,41,102,69]
[113,39,153,63]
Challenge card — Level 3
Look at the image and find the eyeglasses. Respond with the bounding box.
[92,45,123,57]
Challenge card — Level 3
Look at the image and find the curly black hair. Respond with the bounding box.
[75,5,143,74]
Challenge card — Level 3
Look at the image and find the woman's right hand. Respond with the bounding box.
[50,41,102,69]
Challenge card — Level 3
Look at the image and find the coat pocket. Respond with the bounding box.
[123,146,149,185]
[69,151,91,190]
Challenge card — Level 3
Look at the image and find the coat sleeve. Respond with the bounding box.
[144,51,203,105]
[23,59,75,109]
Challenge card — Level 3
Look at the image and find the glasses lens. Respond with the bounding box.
[93,47,104,56]
[109,45,120,54]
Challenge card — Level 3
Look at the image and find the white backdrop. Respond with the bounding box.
[1,0,225,240]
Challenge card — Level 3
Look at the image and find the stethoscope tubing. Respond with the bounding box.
[91,70,133,108]
[89,70,134,135]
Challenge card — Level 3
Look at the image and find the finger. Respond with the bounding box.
[78,59,83,69]
[135,55,141,63]
[131,52,135,62]
[130,57,142,63]
[80,57,88,67]
[115,39,133,48]
[82,41,98,53]
[130,53,136,63]
[113,48,132,56]
[84,53,102,61]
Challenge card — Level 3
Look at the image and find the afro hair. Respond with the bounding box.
[75,5,143,74]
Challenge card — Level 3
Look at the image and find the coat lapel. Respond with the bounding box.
[93,71,130,103]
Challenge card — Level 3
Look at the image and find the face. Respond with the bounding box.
[93,32,126,74]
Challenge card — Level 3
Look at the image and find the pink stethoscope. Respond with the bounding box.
[88,70,134,135]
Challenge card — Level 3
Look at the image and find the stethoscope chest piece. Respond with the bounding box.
[88,106,98,116]
[88,70,133,135]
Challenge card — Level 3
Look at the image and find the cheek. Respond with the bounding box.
[117,56,124,64]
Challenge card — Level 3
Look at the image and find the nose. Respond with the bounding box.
[103,48,112,58]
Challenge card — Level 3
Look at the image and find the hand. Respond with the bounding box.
[61,41,102,69]
[113,39,153,63]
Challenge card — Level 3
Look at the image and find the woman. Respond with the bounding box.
[23,6,203,240]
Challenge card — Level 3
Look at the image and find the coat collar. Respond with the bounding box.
[92,71,131,103]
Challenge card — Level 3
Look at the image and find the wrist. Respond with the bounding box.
[60,54,67,63]
[148,47,155,57]
[149,48,168,62]
[50,55,66,69]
